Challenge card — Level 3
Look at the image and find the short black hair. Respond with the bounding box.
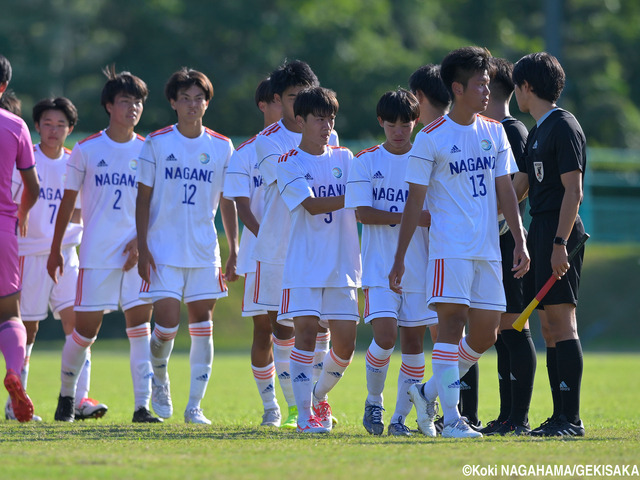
[269,60,319,97]
[440,46,491,99]
[408,64,450,110]
[165,67,214,102]
[512,52,565,103]
[254,77,274,107]
[488,57,515,103]
[0,90,21,116]
[32,97,78,127]
[0,54,11,84]
[293,87,338,119]
[376,89,420,123]
[100,65,148,115]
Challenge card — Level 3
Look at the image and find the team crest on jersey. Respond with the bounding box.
[129,159,137,170]
[480,139,492,151]
[199,153,211,165]
[332,167,343,179]
[534,162,544,182]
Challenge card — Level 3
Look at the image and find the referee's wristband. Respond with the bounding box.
[553,236,568,246]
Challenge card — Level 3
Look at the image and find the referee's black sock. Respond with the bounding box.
[494,334,511,422]
[546,347,562,419]
[555,338,583,425]
[459,363,479,426]
[502,328,537,426]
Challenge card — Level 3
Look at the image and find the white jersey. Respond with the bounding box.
[12,144,82,256]
[222,134,265,275]
[405,114,516,261]
[65,130,143,269]
[252,120,339,265]
[277,146,361,289]
[346,144,428,292]
[138,124,233,268]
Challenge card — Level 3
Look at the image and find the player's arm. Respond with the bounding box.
[551,170,583,280]
[220,194,239,282]
[495,174,530,278]
[300,195,344,215]
[512,171,529,203]
[47,189,78,282]
[17,167,40,236]
[388,182,427,293]
[235,196,260,237]
[135,183,155,282]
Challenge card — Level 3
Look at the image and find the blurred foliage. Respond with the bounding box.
[1,0,640,147]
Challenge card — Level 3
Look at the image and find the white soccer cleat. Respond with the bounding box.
[75,397,108,420]
[151,379,173,419]
[261,407,281,427]
[297,415,330,434]
[442,416,483,438]
[184,407,211,425]
[407,383,438,437]
[313,400,333,431]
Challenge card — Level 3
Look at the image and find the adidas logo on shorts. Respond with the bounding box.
[97,159,108,167]
[166,153,178,162]
[450,145,461,153]
[372,170,384,179]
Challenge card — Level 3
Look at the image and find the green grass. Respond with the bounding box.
[1,349,638,479]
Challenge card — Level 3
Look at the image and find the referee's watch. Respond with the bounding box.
[553,236,568,246]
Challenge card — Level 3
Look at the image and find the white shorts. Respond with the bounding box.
[241,272,268,317]
[426,258,506,312]
[140,265,228,303]
[75,267,150,313]
[278,287,360,328]
[363,287,438,327]
[20,247,79,321]
[253,261,283,311]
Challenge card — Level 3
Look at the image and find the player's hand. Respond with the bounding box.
[137,245,156,283]
[122,238,139,272]
[551,244,569,280]
[224,252,239,283]
[388,258,405,294]
[18,207,29,237]
[419,210,431,228]
[46,251,64,283]
[511,243,530,279]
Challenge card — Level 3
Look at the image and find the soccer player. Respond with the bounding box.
[512,52,587,437]
[0,54,38,423]
[346,89,435,436]
[277,86,361,433]
[223,78,285,426]
[0,89,21,116]
[8,97,108,422]
[389,46,529,438]
[47,66,159,423]
[136,68,239,425]
[252,60,338,429]
[480,57,537,436]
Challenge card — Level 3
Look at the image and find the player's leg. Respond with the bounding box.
[313,325,330,384]
[251,313,280,426]
[4,320,38,421]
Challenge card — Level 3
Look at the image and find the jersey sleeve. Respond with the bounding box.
[11,167,23,202]
[223,148,251,199]
[330,130,340,147]
[64,144,86,192]
[277,156,312,212]
[15,122,35,170]
[137,136,157,188]
[405,131,434,186]
[255,135,280,186]
[555,118,586,175]
[345,154,372,209]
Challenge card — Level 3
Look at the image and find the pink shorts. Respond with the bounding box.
[0,229,20,298]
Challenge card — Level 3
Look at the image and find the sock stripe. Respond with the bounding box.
[72,330,94,348]
[458,341,480,363]
[153,327,178,341]
[400,363,425,378]
[127,325,151,338]
[366,350,391,368]
[189,324,213,336]
[273,335,295,347]
[329,349,351,368]
[432,349,458,362]
[252,366,276,379]
[290,350,314,364]
[316,332,330,342]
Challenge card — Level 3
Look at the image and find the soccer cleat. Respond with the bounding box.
[530,415,584,437]
[261,407,281,427]
[5,398,41,422]
[54,394,75,422]
[151,379,173,419]
[4,370,34,423]
[479,418,506,435]
[468,418,483,432]
[530,415,560,434]
[184,407,212,425]
[132,407,163,423]
[407,383,438,437]
[280,405,298,429]
[313,400,333,431]
[75,397,108,420]
[485,419,531,436]
[442,416,483,438]
[297,414,330,433]
[434,415,444,435]
[363,402,385,435]
[387,417,412,437]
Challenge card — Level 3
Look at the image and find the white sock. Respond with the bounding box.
[392,353,425,424]
[313,331,331,383]
[458,336,482,378]
[365,340,394,406]
[60,330,95,398]
[187,320,213,410]
[127,324,153,410]
[314,348,352,402]
[432,342,460,425]
[150,324,179,385]
[273,334,295,407]
[289,347,314,419]
[252,363,278,410]
[75,348,92,403]
[20,343,34,390]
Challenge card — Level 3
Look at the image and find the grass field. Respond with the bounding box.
[1,349,638,480]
